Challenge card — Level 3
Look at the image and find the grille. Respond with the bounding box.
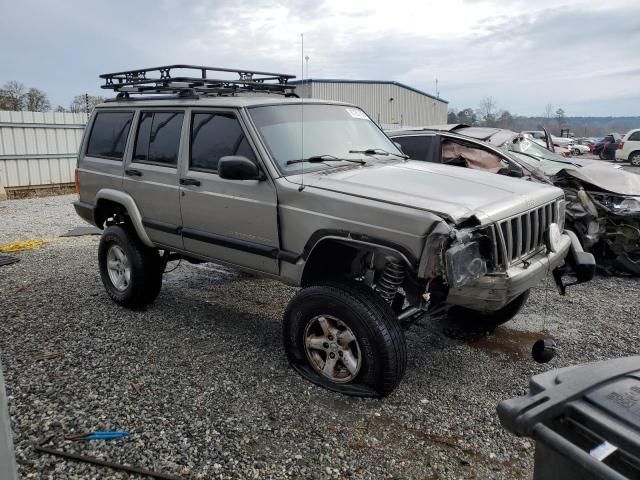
[489,200,559,269]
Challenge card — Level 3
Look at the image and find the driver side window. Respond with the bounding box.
[190,112,256,173]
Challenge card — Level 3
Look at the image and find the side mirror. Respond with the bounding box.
[393,141,404,152]
[218,156,264,181]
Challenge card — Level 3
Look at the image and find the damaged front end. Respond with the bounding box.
[557,178,640,276]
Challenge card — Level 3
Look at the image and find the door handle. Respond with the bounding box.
[125,169,142,177]
[180,178,201,186]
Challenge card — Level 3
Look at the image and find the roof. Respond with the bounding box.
[97,95,356,109]
[386,124,519,147]
[290,78,448,104]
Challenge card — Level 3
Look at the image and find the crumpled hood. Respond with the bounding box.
[301,160,561,224]
[562,163,640,196]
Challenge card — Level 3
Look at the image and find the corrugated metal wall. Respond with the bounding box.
[0,111,86,188]
[302,82,447,127]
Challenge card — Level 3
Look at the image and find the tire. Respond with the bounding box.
[447,290,530,332]
[283,281,406,397]
[630,152,640,167]
[599,151,606,160]
[98,225,164,308]
[573,148,580,156]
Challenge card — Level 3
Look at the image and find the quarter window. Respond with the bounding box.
[86,111,134,160]
[190,113,256,172]
[133,112,184,166]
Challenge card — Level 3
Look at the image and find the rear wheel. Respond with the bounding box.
[283,282,406,397]
[98,225,163,308]
[447,290,530,332]
[630,152,640,167]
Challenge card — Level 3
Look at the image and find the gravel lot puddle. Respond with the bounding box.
[467,327,553,360]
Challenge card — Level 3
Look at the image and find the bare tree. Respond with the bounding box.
[478,96,497,127]
[24,88,51,112]
[69,94,106,113]
[543,103,554,122]
[555,107,566,132]
[0,81,26,110]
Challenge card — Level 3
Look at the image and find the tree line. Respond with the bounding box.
[448,96,637,137]
[0,80,104,113]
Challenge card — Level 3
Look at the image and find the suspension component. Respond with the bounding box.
[377,256,406,303]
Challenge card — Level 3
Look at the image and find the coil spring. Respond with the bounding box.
[377,256,405,303]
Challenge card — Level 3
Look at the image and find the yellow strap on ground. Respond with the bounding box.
[0,240,48,253]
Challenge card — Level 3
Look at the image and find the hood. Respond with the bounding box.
[296,160,561,224]
[562,163,640,196]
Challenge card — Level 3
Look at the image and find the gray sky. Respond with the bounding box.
[1,0,638,116]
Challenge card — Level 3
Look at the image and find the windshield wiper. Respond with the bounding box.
[348,148,409,159]
[286,154,366,166]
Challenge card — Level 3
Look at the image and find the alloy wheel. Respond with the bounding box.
[303,315,362,383]
[106,244,131,291]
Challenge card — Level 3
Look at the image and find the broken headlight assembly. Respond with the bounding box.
[589,193,640,214]
[444,237,488,289]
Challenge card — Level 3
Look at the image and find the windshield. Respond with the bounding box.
[505,137,579,175]
[248,104,403,174]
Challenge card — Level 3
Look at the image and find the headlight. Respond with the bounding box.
[445,241,487,288]
[589,193,640,214]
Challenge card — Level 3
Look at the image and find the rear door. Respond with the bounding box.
[123,110,186,249]
[178,109,279,274]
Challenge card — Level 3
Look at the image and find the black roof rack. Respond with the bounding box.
[100,64,297,98]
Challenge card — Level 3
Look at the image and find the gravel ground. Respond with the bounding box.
[1,194,639,479]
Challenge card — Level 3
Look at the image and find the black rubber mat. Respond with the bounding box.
[0,254,19,267]
[60,226,102,237]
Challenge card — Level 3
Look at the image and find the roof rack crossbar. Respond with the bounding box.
[100,64,296,97]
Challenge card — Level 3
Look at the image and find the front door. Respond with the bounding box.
[123,110,186,249]
[178,109,279,274]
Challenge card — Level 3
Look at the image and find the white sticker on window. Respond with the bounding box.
[345,107,369,120]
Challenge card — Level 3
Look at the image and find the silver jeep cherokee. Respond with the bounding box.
[74,65,588,397]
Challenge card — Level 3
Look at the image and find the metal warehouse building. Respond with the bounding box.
[292,79,448,128]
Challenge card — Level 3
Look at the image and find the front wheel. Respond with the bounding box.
[447,290,530,332]
[283,282,407,397]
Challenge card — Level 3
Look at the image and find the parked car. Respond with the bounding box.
[569,143,590,156]
[387,125,640,276]
[592,133,622,160]
[522,130,573,148]
[615,128,640,166]
[74,65,585,397]
[522,131,573,157]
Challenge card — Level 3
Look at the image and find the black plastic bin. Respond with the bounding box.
[497,356,640,480]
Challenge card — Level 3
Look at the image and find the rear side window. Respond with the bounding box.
[133,112,184,166]
[190,112,256,172]
[629,131,640,141]
[86,111,134,160]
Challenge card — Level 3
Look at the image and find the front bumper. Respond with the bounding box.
[446,233,572,312]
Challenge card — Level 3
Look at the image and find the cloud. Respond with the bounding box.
[0,0,638,115]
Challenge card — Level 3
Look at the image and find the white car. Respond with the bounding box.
[570,144,590,155]
[616,128,640,166]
